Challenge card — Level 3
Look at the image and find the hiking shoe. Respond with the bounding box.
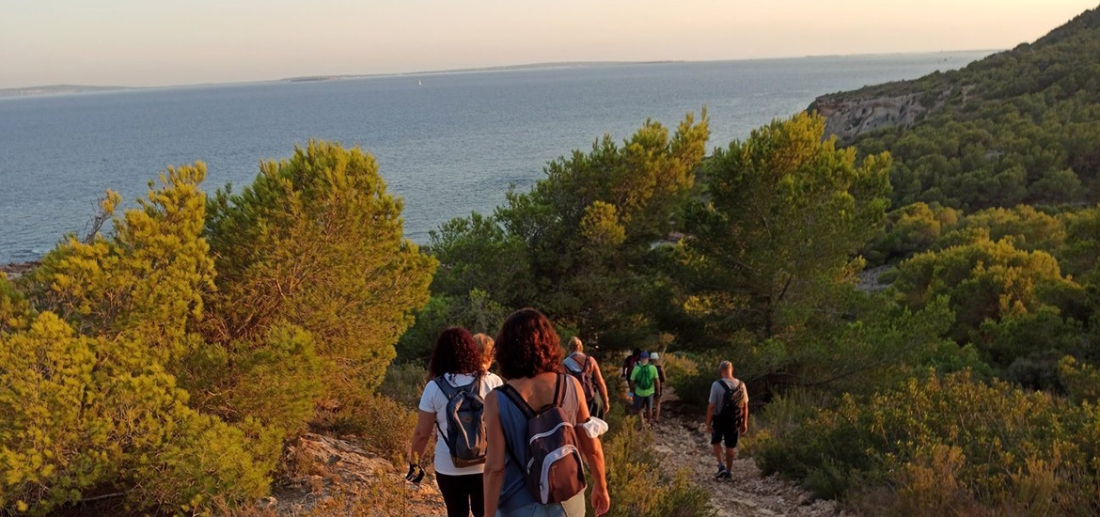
[715,465,731,480]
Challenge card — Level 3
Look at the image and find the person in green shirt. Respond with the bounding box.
[628,352,660,427]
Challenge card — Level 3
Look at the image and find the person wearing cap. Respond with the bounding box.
[649,352,667,424]
[628,352,660,427]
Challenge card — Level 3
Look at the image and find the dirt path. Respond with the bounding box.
[649,390,847,517]
[271,395,845,516]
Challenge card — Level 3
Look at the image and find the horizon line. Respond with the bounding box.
[1,48,1002,95]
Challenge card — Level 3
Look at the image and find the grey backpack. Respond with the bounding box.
[499,375,587,504]
[434,374,488,467]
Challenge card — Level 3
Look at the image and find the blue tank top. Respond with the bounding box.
[494,375,580,513]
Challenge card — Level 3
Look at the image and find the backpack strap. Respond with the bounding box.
[553,373,566,408]
[433,376,451,443]
[498,383,535,420]
[565,353,590,374]
[496,384,533,474]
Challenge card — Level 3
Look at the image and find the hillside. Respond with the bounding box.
[812,4,1100,210]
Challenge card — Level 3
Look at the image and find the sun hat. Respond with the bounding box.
[649,352,660,361]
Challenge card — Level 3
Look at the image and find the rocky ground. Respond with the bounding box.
[0,261,38,280]
[271,397,845,517]
[649,398,847,517]
[266,433,447,517]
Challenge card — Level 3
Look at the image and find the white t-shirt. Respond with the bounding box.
[418,372,503,476]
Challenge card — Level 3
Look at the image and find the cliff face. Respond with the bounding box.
[811,82,973,142]
[812,93,927,141]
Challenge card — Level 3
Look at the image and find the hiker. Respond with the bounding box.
[563,337,611,419]
[649,352,666,424]
[409,328,503,517]
[705,360,749,480]
[621,348,642,379]
[628,352,660,426]
[484,308,610,517]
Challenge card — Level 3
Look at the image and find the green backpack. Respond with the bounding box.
[635,364,655,391]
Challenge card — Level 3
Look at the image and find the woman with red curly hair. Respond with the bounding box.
[409,327,503,517]
[483,309,610,517]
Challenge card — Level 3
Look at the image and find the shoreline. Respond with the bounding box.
[0,261,38,280]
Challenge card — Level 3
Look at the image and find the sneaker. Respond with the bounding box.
[715,465,730,479]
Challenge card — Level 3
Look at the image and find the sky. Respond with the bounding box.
[1,0,1097,89]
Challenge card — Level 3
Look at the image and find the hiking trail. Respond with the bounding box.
[267,389,845,516]
[649,387,848,517]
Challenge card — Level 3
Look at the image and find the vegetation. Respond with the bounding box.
[422,111,710,350]
[0,143,433,514]
[746,6,1100,512]
[8,6,1100,514]
[817,7,1100,209]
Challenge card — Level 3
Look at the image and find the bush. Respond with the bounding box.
[205,141,436,405]
[312,394,418,467]
[379,362,429,409]
[593,417,713,517]
[1,144,434,514]
[754,370,1100,514]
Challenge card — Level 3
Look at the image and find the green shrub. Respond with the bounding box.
[379,362,429,409]
[312,394,418,467]
[1,145,434,514]
[205,141,436,404]
[593,417,713,517]
[754,370,1100,514]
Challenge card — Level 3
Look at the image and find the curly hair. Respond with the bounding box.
[495,308,563,380]
[427,327,484,378]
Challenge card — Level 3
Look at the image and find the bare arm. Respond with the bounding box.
[408,410,435,465]
[592,360,611,410]
[570,376,610,515]
[483,392,506,517]
[741,389,750,434]
[706,403,715,433]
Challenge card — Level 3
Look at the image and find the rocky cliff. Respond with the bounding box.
[810,82,973,142]
[812,93,927,141]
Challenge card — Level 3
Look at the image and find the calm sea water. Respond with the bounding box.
[0,52,990,263]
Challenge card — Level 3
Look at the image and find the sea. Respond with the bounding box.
[0,52,991,264]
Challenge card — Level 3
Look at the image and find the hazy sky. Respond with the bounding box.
[1,0,1096,88]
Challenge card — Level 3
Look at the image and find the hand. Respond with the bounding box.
[706,422,713,434]
[591,485,611,516]
[405,463,424,485]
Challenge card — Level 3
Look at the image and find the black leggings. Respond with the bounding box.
[435,472,485,517]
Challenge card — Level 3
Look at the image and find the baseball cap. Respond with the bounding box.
[640,352,650,359]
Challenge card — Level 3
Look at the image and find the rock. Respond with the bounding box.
[813,93,927,141]
[269,433,446,516]
[0,261,38,280]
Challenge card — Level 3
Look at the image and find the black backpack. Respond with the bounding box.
[498,375,587,504]
[716,379,745,426]
[434,375,488,467]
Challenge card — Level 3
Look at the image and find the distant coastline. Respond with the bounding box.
[2,51,995,99]
[0,84,133,99]
[281,60,683,83]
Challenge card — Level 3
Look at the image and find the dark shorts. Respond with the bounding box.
[711,419,739,448]
[633,394,654,412]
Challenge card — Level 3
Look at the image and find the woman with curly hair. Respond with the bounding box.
[409,327,503,517]
[483,309,610,517]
